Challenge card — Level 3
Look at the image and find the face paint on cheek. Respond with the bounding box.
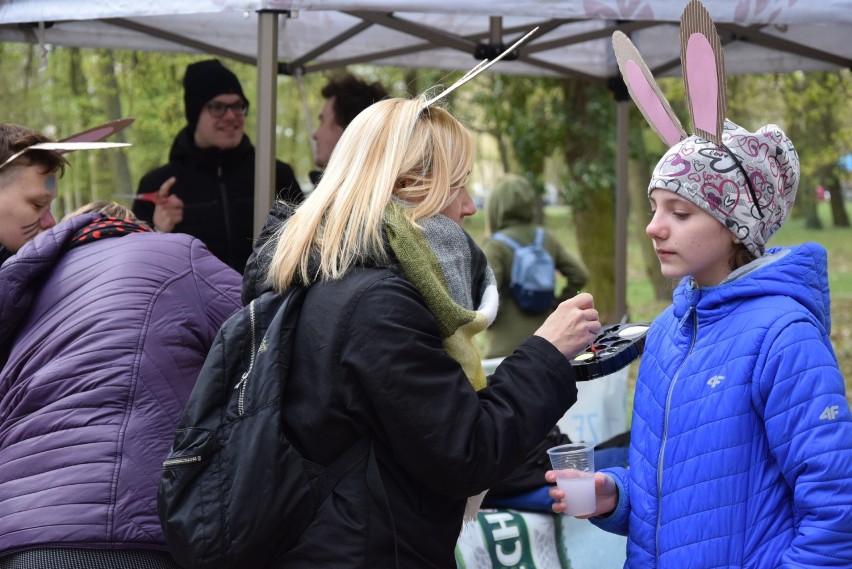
[20,219,40,238]
[44,175,57,196]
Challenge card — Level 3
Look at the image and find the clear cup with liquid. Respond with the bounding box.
[547,442,595,516]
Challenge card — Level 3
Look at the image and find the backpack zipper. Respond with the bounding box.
[233,299,258,415]
[163,300,261,469]
[163,455,204,468]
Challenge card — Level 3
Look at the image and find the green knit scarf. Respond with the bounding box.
[383,201,490,391]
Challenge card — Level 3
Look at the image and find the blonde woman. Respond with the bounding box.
[243,97,601,568]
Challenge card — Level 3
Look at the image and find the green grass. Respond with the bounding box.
[464,202,852,407]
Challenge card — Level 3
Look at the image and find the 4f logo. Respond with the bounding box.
[706,375,724,388]
[820,405,841,421]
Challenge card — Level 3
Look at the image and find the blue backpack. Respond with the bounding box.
[492,227,556,313]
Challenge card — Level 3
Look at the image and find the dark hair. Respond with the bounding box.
[729,242,756,271]
[321,73,389,129]
[0,124,67,180]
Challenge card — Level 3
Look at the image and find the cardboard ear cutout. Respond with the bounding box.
[60,117,135,143]
[422,27,538,109]
[680,0,726,145]
[0,118,134,172]
[612,31,687,147]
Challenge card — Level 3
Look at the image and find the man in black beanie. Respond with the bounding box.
[133,59,302,273]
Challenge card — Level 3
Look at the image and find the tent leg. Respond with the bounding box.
[615,99,630,321]
[254,10,284,237]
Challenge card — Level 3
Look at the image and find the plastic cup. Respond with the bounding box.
[547,442,595,516]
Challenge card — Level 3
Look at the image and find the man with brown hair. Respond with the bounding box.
[311,73,389,174]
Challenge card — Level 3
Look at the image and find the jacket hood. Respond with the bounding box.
[486,174,536,233]
[673,242,832,334]
[168,126,254,167]
[0,213,99,353]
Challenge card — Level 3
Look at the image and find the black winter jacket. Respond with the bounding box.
[268,266,578,568]
[134,128,302,272]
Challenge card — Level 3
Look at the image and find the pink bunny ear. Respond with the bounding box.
[680,0,726,145]
[612,31,687,148]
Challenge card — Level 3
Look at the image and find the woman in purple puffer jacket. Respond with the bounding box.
[0,202,241,568]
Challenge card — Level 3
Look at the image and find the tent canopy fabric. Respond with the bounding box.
[1,1,851,82]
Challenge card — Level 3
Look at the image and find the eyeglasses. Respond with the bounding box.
[205,101,248,118]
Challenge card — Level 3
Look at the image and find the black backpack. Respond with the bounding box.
[157,288,369,569]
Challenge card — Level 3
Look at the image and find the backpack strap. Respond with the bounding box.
[309,436,372,504]
[326,436,372,478]
[492,232,521,251]
[366,443,399,566]
[533,227,546,247]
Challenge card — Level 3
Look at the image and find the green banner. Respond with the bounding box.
[477,510,536,568]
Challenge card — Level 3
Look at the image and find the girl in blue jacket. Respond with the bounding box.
[548,2,852,567]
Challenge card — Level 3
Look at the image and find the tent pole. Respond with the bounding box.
[254,10,284,237]
[614,98,630,321]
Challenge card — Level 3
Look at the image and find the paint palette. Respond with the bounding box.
[570,322,650,381]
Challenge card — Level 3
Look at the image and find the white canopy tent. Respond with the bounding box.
[1,1,850,76]
[2,0,851,315]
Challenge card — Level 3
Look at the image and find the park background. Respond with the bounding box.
[2,45,850,405]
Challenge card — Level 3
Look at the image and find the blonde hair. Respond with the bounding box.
[62,200,140,223]
[268,96,474,291]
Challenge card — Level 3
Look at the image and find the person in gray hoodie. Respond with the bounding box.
[482,173,588,358]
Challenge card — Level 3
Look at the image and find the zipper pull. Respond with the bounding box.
[678,305,694,329]
[234,370,249,390]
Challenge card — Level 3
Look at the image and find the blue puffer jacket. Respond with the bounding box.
[593,243,852,568]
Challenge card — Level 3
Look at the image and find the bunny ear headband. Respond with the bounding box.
[612,0,799,257]
[0,117,134,173]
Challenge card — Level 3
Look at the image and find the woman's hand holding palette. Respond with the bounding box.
[570,322,650,381]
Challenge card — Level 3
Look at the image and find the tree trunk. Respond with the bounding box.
[98,50,134,195]
[629,157,669,301]
[559,79,618,322]
[573,189,617,323]
[783,73,822,229]
[827,170,851,227]
[798,179,823,229]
